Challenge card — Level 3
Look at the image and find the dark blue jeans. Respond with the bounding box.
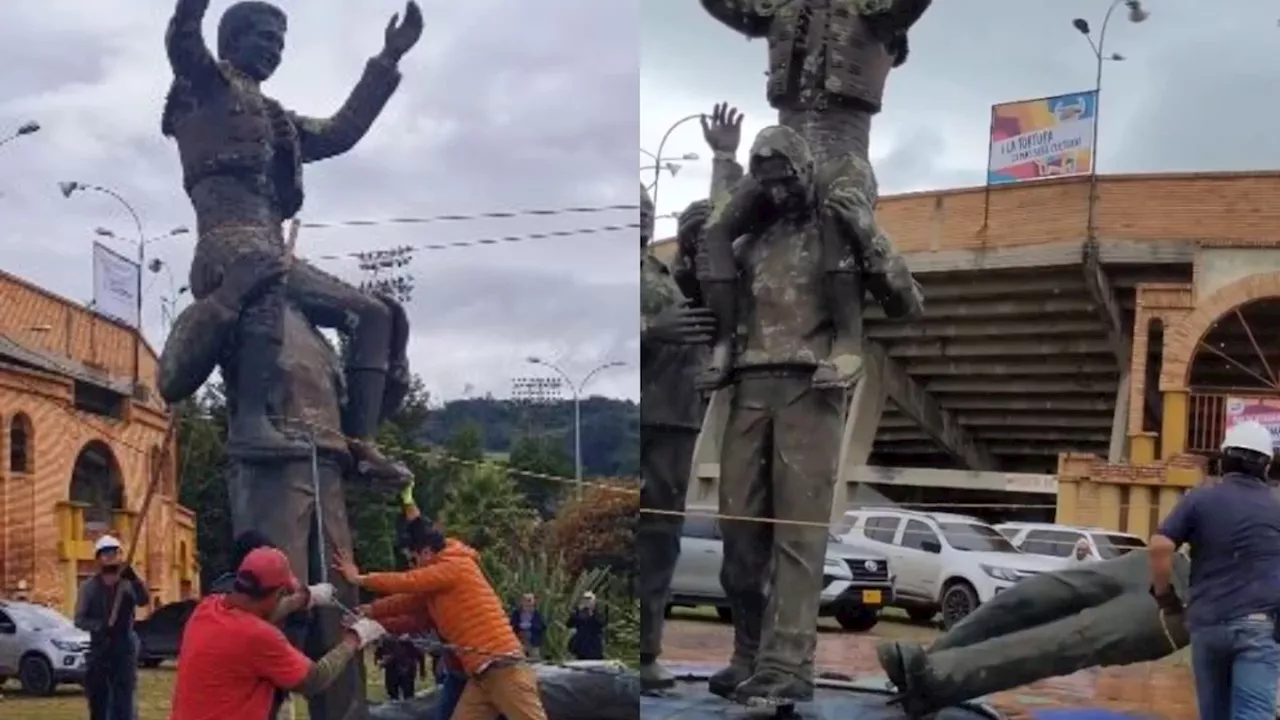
[1191,614,1280,720]
[436,670,466,720]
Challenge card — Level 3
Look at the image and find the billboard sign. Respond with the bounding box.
[1224,396,1280,450]
[987,90,1097,186]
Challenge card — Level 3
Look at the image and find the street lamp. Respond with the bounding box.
[0,121,39,151]
[95,225,191,339]
[649,114,703,215]
[61,181,153,394]
[525,356,626,492]
[1072,0,1148,240]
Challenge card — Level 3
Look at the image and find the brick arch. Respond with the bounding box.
[1160,271,1280,390]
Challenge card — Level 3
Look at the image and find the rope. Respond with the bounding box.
[297,204,638,231]
[311,223,639,261]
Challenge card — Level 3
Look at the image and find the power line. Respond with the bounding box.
[298,204,638,231]
[311,223,638,261]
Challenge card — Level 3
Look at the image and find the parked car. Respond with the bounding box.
[669,509,895,631]
[839,509,1065,629]
[995,522,1147,561]
[0,600,89,695]
[136,599,198,668]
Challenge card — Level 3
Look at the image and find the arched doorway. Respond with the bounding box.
[1184,297,1280,471]
[69,440,125,536]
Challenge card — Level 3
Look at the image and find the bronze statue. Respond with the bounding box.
[877,551,1192,718]
[158,2,420,717]
[161,0,422,479]
[696,0,929,389]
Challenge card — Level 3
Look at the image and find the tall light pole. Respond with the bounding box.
[525,356,625,493]
[60,181,166,395]
[95,225,190,338]
[1072,0,1148,240]
[0,121,39,151]
[649,114,703,215]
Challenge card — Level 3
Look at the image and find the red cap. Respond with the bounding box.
[236,547,299,594]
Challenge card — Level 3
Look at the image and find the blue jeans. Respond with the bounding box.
[1191,615,1280,720]
[436,671,466,720]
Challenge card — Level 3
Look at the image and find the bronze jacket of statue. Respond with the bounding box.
[162,10,402,220]
[699,0,932,113]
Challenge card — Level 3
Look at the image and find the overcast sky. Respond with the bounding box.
[642,0,1280,239]
[0,0,639,403]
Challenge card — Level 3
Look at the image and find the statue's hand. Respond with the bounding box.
[381,1,424,63]
[700,102,743,155]
[212,252,290,313]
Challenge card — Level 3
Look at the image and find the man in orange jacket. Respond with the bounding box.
[333,521,547,720]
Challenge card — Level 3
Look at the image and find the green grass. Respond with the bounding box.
[0,658,404,720]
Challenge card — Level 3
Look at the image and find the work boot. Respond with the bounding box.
[639,659,676,691]
[733,668,814,706]
[226,413,313,460]
[707,662,754,700]
[348,439,412,490]
[876,640,907,691]
[227,290,312,460]
[695,279,738,391]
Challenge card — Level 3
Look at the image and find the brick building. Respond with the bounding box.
[651,171,1280,534]
[0,269,198,616]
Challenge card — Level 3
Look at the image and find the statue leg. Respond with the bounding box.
[638,427,697,689]
[886,592,1189,716]
[287,261,409,483]
[812,156,875,390]
[696,182,763,391]
[735,376,842,704]
[711,378,772,698]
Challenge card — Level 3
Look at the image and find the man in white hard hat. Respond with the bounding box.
[74,534,149,720]
[1150,419,1280,720]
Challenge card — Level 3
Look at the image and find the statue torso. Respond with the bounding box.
[641,251,705,430]
[765,0,895,113]
[736,216,831,369]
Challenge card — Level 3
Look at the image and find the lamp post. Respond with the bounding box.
[525,356,626,493]
[95,226,190,335]
[1072,0,1148,240]
[0,121,39,151]
[60,181,172,394]
[649,114,703,214]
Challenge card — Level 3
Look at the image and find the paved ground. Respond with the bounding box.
[663,609,1199,720]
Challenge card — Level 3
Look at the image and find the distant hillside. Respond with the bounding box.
[421,396,639,478]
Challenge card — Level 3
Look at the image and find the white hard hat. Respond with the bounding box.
[94,535,122,555]
[1221,420,1275,459]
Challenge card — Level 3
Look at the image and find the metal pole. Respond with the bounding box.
[1085,0,1123,243]
[573,390,583,490]
[650,114,701,216]
[310,431,327,584]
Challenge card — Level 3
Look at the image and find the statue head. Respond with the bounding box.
[218,2,288,82]
[640,183,655,247]
[748,126,815,217]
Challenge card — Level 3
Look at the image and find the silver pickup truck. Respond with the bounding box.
[668,509,895,631]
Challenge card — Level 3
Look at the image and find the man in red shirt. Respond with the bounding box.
[170,547,386,720]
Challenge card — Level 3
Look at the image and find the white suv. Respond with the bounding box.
[996,522,1147,561]
[839,509,1065,629]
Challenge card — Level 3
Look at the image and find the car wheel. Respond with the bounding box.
[715,606,732,623]
[906,607,937,625]
[834,606,879,632]
[18,653,56,696]
[940,582,979,630]
[663,604,673,619]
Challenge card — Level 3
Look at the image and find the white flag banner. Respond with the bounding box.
[92,242,140,328]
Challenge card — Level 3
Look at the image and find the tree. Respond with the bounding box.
[176,387,233,590]
[508,436,573,517]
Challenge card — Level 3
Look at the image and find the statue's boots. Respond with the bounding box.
[811,260,865,390]
[639,659,676,691]
[695,279,738,391]
[733,668,814,706]
[345,367,412,488]
[707,662,754,700]
[227,305,312,460]
[878,641,937,720]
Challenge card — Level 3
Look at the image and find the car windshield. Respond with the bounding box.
[14,605,74,631]
[939,522,1020,553]
[1091,533,1147,559]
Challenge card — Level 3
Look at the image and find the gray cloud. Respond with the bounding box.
[642,0,1279,237]
[0,0,640,402]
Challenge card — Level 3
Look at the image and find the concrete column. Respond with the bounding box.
[1160,391,1189,460]
[1108,372,1131,463]
[833,357,888,524]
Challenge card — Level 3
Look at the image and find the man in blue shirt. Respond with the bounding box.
[1151,419,1280,720]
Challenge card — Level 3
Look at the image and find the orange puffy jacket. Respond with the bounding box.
[363,539,522,675]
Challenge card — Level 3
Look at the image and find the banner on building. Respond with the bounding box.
[987,90,1097,186]
[1224,396,1280,448]
[91,241,140,329]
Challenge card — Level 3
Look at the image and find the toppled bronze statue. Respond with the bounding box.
[876,551,1192,718]
[696,0,929,390]
[161,0,421,480]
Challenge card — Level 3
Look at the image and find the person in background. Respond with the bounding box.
[1070,538,1093,564]
[510,593,547,660]
[169,547,383,720]
[567,591,606,661]
[1150,420,1280,720]
[75,534,150,720]
[375,634,426,700]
